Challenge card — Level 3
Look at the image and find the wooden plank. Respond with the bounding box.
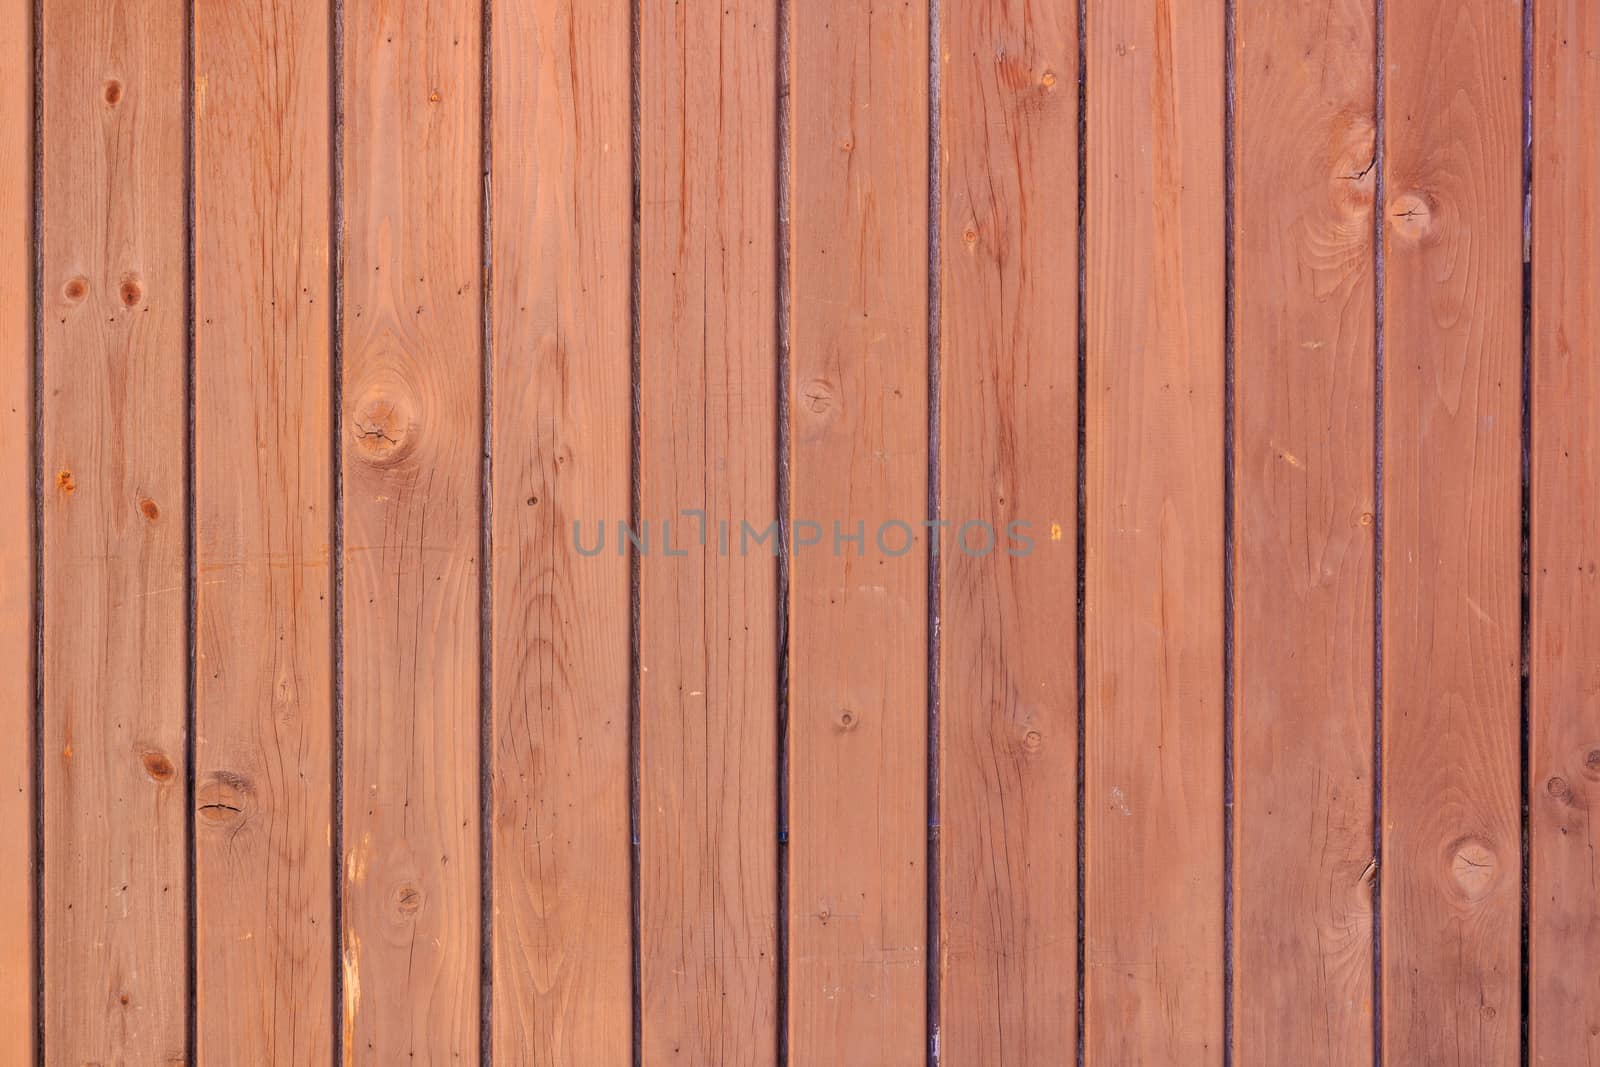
[1232,1,1376,1062]
[787,0,928,1059]
[1083,0,1226,1061]
[341,1,481,1059]
[0,0,34,1056]
[488,1,632,1061]
[1530,0,1600,1059]
[637,0,778,1062]
[936,0,1078,1061]
[40,0,188,1061]
[193,0,333,1059]
[1380,0,1522,1060]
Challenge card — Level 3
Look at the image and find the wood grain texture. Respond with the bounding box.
[1084,0,1226,1062]
[787,0,929,1060]
[1232,1,1376,1062]
[1381,0,1522,1060]
[0,0,34,1057]
[193,0,333,1059]
[638,0,778,1062]
[489,1,632,1061]
[341,1,481,1059]
[1530,1,1600,1059]
[40,0,188,1060]
[936,0,1078,1061]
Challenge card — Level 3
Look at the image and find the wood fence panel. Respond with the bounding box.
[638,0,779,1063]
[0,0,34,1058]
[341,1,481,1058]
[1232,0,1376,1062]
[489,1,633,1062]
[1531,0,1600,1059]
[787,0,929,1060]
[40,0,189,1060]
[1381,0,1522,1061]
[936,0,1079,1062]
[1084,0,1226,1062]
[193,0,334,1059]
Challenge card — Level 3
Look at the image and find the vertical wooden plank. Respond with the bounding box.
[936,0,1078,1061]
[489,0,632,1061]
[638,0,778,1062]
[1084,0,1225,1062]
[341,1,481,1059]
[0,0,35,1056]
[1381,0,1522,1060]
[193,0,332,1059]
[1530,0,1600,1059]
[1232,1,1376,1063]
[40,0,188,1061]
[787,0,928,1060]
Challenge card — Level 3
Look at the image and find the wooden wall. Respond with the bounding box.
[2,0,1597,1063]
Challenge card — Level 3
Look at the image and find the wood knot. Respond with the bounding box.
[835,708,858,732]
[350,380,419,467]
[62,277,87,302]
[119,275,143,307]
[103,79,122,105]
[140,498,160,521]
[141,751,175,783]
[1547,775,1571,800]
[962,222,979,248]
[197,771,252,824]
[1445,836,1499,902]
[1021,729,1043,754]
[1388,191,1437,244]
[392,882,424,917]
[1583,748,1600,778]
[801,379,834,415]
[56,470,75,494]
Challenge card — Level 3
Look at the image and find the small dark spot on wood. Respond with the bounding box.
[142,752,175,782]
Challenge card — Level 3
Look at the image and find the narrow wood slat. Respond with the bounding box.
[1380,0,1522,1059]
[1530,0,1600,1058]
[40,0,188,1060]
[1084,0,1226,1062]
[638,0,779,1062]
[489,1,633,1061]
[341,1,481,1058]
[787,0,929,1059]
[0,0,35,1055]
[1232,1,1376,1062]
[936,0,1078,1061]
[193,0,333,1059]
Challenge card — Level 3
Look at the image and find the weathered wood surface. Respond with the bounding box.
[1531,0,1600,1059]
[937,0,1079,1062]
[40,1,190,1061]
[1381,0,1523,1061]
[16,2,1600,1064]
[1084,0,1227,1062]
[638,0,780,1062]
[1233,0,1377,1062]
[489,1,633,1063]
[193,0,334,1058]
[787,0,930,1061]
[0,0,34,1058]
[341,0,483,1058]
